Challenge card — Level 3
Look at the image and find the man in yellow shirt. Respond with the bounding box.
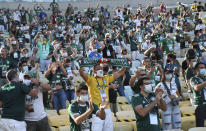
[79,63,126,131]
[191,1,198,12]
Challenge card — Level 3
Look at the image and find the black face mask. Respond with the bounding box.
[167,59,171,63]
[106,39,110,44]
[103,66,109,72]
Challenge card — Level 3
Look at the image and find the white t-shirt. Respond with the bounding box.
[141,41,150,51]
[13,11,21,22]
[25,87,47,121]
[195,24,205,30]
[134,19,141,27]
[155,81,177,104]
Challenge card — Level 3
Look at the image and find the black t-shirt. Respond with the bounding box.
[102,44,114,58]
[0,81,32,121]
[123,69,131,86]
[182,60,188,72]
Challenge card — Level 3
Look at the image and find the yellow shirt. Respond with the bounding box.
[191,3,197,12]
[86,74,114,108]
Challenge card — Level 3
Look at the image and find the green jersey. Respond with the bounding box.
[131,93,161,131]
[128,36,138,51]
[190,76,206,106]
[47,69,65,89]
[50,2,58,9]
[161,38,175,54]
[37,41,51,60]
[0,81,32,121]
[68,101,99,131]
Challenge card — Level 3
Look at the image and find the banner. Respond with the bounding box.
[78,58,131,67]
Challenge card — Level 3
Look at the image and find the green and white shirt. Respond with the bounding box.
[131,93,161,131]
[190,76,206,106]
[68,101,99,131]
[37,41,51,60]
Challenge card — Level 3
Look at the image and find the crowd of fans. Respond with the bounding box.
[0,0,206,131]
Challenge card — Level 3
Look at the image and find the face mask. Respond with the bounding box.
[54,44,59,49]
[151,44,156,48]
[53,67,57,71]
[79,95,89,102]
[93,49,98,52]
[106,39,110,44]
[62,53,68,57]
[144,84,153,93]
[23,79,31,86]
[24,53,29,58]
[23,66,29,72]
[192,61,196,67]
[165,74,173,80]
[200,69,206,75]
[73,40,75,44]
[96,70,104,77]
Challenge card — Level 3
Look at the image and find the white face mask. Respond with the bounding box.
[165,74,173,80]
[54,44,59,49]
[79,95,89,102]
[73,40,76,44]
[96,70,104,77]
[62,53,68,57]
[192,61,196,67]
[93,49,98,52]
[24,53,29,58]
[144,84,153,93]
[23,79,31,86]
[23,66,29,72]
[151,44,156,48]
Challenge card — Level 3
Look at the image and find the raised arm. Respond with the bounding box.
[79,67,88,82]
[192,81,206,91]
[71,100,94,125]
[129,74,137,88]
[57,61,67,75]
[68,45,77,58]
[99,41,105,51]
[113,67,126,81]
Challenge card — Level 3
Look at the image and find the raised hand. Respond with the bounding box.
[89,99,94,112]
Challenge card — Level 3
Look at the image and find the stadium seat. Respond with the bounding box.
[48,115,69,128]
[181,116,196,131]
[179,101,191,108]
[182,92,190,101]
[119,104,133,111]
[131,121,137,131]
[66,101,70,108]
[45,110,58,116]
[117,96,128,104]
[165,129,183,131]
[59,109,68,116]
[116,110,136,120]
[58,125,70,131]
[188,127,206,131]
[114,122,133,131]
[180,106,195,117]
[50,127,58,131]
[176,58,185,65]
